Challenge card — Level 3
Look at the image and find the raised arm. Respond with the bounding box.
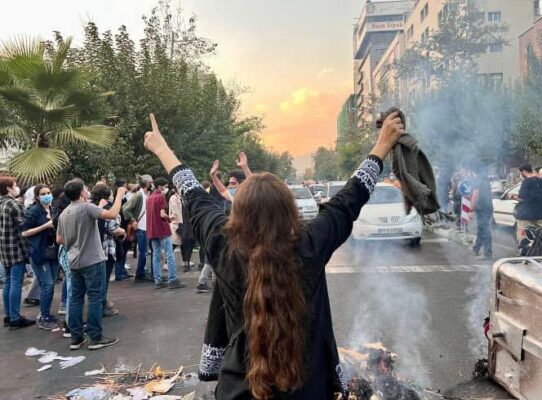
[210,159,233,202]
[144,114,228,269]
[236,151,252,178]
[305,112,404,265]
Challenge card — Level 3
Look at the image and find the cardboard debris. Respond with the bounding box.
[145,367,183,395]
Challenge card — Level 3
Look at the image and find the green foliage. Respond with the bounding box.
[313,147,338,181]
[0,36,115,182]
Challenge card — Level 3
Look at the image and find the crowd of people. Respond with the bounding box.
[0,156,252,351]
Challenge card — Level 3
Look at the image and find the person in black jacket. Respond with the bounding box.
[143,112,404,400]
[515,163,542,242]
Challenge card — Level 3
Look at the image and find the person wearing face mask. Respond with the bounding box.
[21,184,61,330]
[123,175,154,282]
[0,177,35,329]
[146,177,184,289]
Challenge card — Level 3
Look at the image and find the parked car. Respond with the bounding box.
[288,185,318,220]
[492,183,520,227]
[351,183,423,245]
[309,184,326,204]
[321,181,347,203]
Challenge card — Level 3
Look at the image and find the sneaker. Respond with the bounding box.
[168,279,186,289]
[103,306,119,318]
[183,263,191,273]
[155,282,167,289]
[23,298,39,307]
[198,263,204,271]
[9,316,36,330]
[106,300,115,308]
[38,315,60,331]
[134,275,153,283]
[196,283,210,293]
[161,276,168,282]
[3,316,10,327]
[58,305,66,315]
[88,335,119,350]
[70,336,87,350]
[62,321,71,338]
[124,263,131,270]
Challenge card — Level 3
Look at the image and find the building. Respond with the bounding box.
[336,94,358,148]
[353,0,414,124]
[519,15,542,77]
[354,0,542,122]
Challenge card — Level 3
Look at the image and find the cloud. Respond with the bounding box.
[317,67,335,78]
[279,87,320,113]
[255,104,269,113]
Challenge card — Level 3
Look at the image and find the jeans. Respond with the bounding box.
[473,209,493,257]
[69,262,105,341]
[103,255,115,307]
[59,246,72,324]
[2,262,26,322]
[181,238,195,263]
[30,259,60,318]
[136,229,148,278]
[151,237,177,284]
[114,240,129,279]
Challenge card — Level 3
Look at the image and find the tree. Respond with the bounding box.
[0,37,116,182]
[302,167,314,181]
[313,147,338,181]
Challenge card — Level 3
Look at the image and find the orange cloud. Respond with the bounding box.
[317,67,334,78]
[279,87,320,113]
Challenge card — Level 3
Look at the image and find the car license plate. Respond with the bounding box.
[378,228,403,235]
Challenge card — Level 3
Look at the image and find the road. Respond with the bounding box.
[0,227,518,399]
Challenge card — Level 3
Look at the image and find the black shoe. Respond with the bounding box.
[23,298,39,307]
[198,263,204,272]
[196,283,210,293]
[134,275,153,283]
[103,306,119,317]
[62,321,71,338]
[70,336,87,350]
[168,279,186,289]
[183,264,191,273]
[3,316,10,327]
[88,335,119,350]
[9,316,36,330]
[154,282,167,289]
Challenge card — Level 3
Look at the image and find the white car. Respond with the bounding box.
[289,185,318,220]
[321,181,347,203]
[352,183,423,245]
[492,183,520,227]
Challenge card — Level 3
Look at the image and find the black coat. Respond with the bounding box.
[170,158,381,400]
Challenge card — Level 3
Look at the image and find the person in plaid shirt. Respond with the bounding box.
[0,176,35,329]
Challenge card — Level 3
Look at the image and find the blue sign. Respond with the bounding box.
[458,180,473,196]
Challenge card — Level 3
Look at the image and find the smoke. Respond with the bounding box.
[345,241,431,386]
[465,267,492,358]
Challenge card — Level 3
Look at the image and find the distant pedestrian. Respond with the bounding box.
[515,163,542,242]
[471,167,493,260]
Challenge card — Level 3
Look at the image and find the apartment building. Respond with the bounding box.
[353,0,414,124]
[355,0,541,122]
[519,15,542,77]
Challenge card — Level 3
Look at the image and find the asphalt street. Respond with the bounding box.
[0,227,518,399]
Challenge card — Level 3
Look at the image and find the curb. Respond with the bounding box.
[425,225,476,249]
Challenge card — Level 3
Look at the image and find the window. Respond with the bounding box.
[488,42,503,52]
[420,3,429,21]
[478,73,503,88]
[407,25,414,40]
[421,28,429,44]
[488,11,501,22]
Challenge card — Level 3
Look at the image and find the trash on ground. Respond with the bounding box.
[37,364,52,372]
[144,366,183,395]
[60,355,86,369]
[65,385,114,400]
[127,387,149,400]
[85,367,107,376]
[25,347,46,357]
[38,351,58,363]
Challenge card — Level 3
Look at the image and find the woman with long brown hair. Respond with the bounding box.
[144,112,404,399]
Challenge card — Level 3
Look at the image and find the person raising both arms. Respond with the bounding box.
[144,112,404,399]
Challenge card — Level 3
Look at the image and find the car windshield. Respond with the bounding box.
[508,184,520,197]
[368,186,403,204]
[312,185,325,194]
[328,185,344,197]
[291,188,313,199]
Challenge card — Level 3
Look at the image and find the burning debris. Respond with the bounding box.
[472,359,488,379]
[339,343,422,400]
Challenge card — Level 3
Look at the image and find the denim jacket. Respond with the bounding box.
[21,203,57,265]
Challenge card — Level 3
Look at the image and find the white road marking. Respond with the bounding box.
[420,238,450,243]
[326,264,483,274]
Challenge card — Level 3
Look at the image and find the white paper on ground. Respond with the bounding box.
[25,347,46,357]
[127,387,149,400]
[37,365,52,372]
[84,367,106,376]
[59,355,85,369]
[38,351,58,363]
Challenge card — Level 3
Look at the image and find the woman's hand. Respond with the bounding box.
[210,160,220,177]
[144,113,182,173]
[236,152,247,168]
[370,111,405,160]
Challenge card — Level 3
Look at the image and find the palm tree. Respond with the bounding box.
[0,37,116,182]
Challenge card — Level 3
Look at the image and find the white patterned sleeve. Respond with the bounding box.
[170,166,203,197]
[350,157,382,195]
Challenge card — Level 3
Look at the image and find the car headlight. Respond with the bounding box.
[405,213,420,223]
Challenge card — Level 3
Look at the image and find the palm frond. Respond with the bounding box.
[54,125,117,147]
[8,146,69,183]
[52,37,72,71]
[0,122,27,142]
[0,36,43,60]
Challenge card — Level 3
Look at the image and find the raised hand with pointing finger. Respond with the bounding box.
[144,113,182,173]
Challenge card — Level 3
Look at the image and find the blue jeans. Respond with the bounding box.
[2,262,26,322]
[151,236,178,284]
[59,246,72,324]
[136,229,148,278]
[473,209,493,257]
[30,259,60,318]
[69,262,105,341]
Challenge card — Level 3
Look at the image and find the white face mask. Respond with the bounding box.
[9,186,20,198]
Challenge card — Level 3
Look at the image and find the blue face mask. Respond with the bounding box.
[40,194,53,205]
[228,188,237,197]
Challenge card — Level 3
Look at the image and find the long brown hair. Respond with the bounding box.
[226,173,307,399]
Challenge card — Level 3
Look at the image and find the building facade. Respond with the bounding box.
[354,0,542,122]
[519,15,542,77]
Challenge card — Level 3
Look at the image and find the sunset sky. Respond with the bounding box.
[1,0,361,161]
